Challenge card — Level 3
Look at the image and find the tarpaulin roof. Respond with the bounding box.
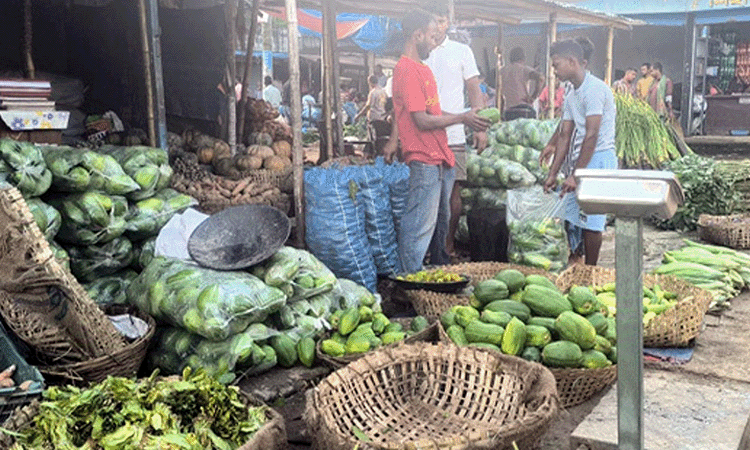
[264,8,370,39]
[575,0,750,25]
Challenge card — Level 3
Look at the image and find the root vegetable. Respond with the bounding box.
[0,364,16,381]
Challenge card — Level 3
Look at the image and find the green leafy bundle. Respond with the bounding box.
[653,154,739,231]
[12,368,268,450]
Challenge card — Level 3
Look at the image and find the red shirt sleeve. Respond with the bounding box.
[402,68,428,113]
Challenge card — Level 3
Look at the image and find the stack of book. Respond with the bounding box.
[0,79,55,111]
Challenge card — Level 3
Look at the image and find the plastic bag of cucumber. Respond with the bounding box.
[442,268,678,369]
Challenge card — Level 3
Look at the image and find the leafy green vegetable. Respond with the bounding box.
[12,368,268,450]
[654,154,738,231]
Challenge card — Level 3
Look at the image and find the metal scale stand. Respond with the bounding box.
[574,169,684,450]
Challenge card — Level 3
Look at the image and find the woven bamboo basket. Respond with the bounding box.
[404,262,557,321]
[305,342,559,450]
[235,167,293,194]
[315,317,439,369]
[697,213,750,249]
[0,188,127,364]
[0,383,286,450]
[199,192,290,216]
[35,306,156,385]
[556,264,712,347]
[436,323,616,409]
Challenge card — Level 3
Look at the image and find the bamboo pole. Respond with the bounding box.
[285,0,305,248]
[321,1,335,162]
[147,0,167,149]
[330,6,344,158]
[138,0,156,147]
[547,13,557,120]
[496,23,503,112]
[238,0,261,143]
[24,0,35,79]
[225,0,239,154]
[605,25,614,86]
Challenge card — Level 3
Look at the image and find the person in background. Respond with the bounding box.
[382,9,489,273]
[543,39,617,267]
[355,75,389,140]
[424,1,488,259]
[612,67,638,96]
[500,46,544,113]
[478,71,496,107]
[648,62,673,119]
[539,36,595,166]
[341,85,360,125]
[263,76,282,109]
[374,64,388,88]
[636,62,654,101]
[538,78,565,117]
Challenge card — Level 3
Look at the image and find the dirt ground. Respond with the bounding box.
[241,221,750,450]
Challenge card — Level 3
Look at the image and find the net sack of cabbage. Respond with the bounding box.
[485,143,546,181]
[460,186,507,214]
[98,145,173,200]
[506,186,568,272]
[124,188,198,240]
[49,240,70,272]
[466,153,536,189]
[127,256,287,341]
[26,197,61,240]
[84,270,138,308]
[333,278,380,310]
[0,138,51,197]
[490,118,559,150]
[147,323,279,382]
[40,145,140,195]
[254,246,338,302]
[66,236,136,282]
[132,236,156,271]
[48,191,129,245]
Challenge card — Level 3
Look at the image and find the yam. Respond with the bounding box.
[197,147,214,165]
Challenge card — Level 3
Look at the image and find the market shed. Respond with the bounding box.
[254,0,639,245]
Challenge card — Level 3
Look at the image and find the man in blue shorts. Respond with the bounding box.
[543,39,617,266]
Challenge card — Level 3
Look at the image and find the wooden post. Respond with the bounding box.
[605,25,614,86]
[23,0,35,79]
[547,13,557,120]
[448,0,455,26]
[321,1,335,162]
[496,23,503,112]
[329,2,344,157]
[148,0,167,149]
[286,0,305,248]
[238,0,260,143]
[138,0,156,147]
[225,0,238,154]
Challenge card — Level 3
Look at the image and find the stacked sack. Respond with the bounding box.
[134,247,380,382]
[305,157,407,292]
[0,139,196,306]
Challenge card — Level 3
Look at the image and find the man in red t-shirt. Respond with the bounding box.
[383,9,489,273]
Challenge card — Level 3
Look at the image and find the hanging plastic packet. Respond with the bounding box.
[506,186,568,272]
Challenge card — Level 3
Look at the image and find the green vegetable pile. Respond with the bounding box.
[489,118,558,150]
[653,154,738,231]
[614,93,687,169]
[0,139,52,197]
[10,368,268,450]
[343,118,367,140]
[40,145,140,195]
[507,217,567,272]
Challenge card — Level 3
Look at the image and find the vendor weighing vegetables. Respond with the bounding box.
[543,39,617,266]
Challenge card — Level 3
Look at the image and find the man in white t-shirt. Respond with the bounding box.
[424,3,487,257]
[263,76,282,109]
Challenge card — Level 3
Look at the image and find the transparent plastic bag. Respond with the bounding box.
[260,246,338,302]
[40,145,140,195]
[98,145,173,200]
[127,256,287,341]
[125,188,198,240]
[67,236,135,281]
[506,186,568,272]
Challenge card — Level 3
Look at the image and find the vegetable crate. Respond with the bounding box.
[556,264,713,347]
[436,323,616,409]
[0,187,128,365]
[404,262,556,321]
[306,342,559,450]
[697,213,750,249]
[0,324,44,424]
